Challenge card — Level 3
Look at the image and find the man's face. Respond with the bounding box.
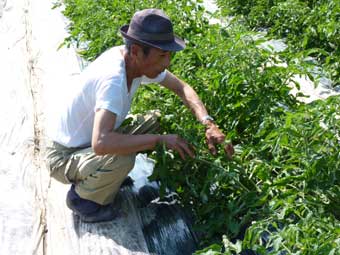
[139,47,171,78]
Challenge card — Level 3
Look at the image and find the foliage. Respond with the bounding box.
[146,25,302,243]
[192,95,340,254]
[216,0,340,85]
[53,0,207,61]
[54,0,340,253]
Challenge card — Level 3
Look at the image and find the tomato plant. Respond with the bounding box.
[54,0,340,253]
[216,0,340,85]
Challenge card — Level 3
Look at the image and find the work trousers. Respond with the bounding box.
[45,111,159,205]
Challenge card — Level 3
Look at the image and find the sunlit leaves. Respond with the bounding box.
[55,0,340,253]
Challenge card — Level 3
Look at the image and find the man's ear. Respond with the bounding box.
[130,44,143,60]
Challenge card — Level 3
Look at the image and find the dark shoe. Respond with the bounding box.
[66,185,119,223]
[121,176,134,188]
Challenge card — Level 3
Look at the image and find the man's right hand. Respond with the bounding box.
[159,134,195,160]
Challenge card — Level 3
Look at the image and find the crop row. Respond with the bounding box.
[216,0,340,86]
[55,0,340,254]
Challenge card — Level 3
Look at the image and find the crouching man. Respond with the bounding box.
[45,8,234,223]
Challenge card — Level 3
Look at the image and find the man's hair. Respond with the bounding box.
[124,38,151,56]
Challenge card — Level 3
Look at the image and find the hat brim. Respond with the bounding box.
[120,25,186,52]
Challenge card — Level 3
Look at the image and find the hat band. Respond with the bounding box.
[128,26,174,42]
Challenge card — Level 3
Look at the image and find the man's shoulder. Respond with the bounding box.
[83,46,126,81]
[97,45,125,62]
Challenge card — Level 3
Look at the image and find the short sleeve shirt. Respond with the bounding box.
[47,46,166,148]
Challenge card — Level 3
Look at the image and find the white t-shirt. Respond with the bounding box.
[48,46,166,148]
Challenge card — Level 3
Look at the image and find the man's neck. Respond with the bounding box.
[123,51,141,90]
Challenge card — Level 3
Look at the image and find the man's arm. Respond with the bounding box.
[160,71,234,157]
[91,108,194,159]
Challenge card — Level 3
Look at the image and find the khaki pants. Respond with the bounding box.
[45,111,159,205]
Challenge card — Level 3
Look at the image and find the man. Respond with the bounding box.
[45,8,234,223]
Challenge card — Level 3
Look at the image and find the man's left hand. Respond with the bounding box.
[205,124,234,158]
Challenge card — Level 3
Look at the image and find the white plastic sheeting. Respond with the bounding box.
[0,0,150,254]
[0,0,44,254]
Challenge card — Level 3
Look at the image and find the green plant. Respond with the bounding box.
[216,0,340,85]
[54,0,340,253]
